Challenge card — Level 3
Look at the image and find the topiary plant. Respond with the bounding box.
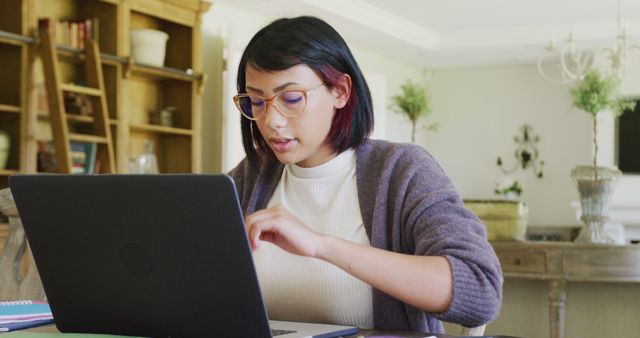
[390,80,437,143]
[569,69,636,179]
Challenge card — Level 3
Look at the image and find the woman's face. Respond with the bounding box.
[245,64,350,168]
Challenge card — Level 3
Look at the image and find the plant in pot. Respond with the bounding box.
[569,69,636,244]
[390,80,438,143]
[494,177,523,201]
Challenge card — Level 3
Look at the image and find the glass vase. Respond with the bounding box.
[571,165,622,244]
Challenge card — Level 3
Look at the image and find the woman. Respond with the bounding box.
[229,16,502,334]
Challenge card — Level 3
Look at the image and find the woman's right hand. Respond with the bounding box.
[245,204,326,257]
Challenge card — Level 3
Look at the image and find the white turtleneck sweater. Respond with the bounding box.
[252,149,374,329]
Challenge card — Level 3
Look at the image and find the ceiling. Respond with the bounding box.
[218,0,640,69]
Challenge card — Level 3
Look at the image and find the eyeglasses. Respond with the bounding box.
[233,83,325,120]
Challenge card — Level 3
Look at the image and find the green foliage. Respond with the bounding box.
[570,69,636,116]
[390,80,432,123]
[390,80,434,143]
[494,180,523,196]
[569,68,636,178]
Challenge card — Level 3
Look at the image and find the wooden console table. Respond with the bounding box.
[492,241,640,338]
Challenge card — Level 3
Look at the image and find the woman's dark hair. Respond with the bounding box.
[237,16,374,164]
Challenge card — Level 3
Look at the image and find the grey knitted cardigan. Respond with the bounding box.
[228,139,503,333]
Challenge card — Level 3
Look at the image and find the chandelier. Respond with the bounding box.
[537,0,640,84]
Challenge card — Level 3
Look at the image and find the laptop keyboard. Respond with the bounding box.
[271,328,297,336]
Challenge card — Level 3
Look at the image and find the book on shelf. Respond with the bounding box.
[37,141,97,174]
[0,300,54,332]
[70,141,97,174]
[36,141,56,173]
[39,17,99,50]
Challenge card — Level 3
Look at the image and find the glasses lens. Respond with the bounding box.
[235,95,265,119]
[276,91,306,117]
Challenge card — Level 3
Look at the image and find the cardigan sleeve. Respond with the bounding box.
[397,145,503,327]
[227,155,285,216]
[227,158,248,200]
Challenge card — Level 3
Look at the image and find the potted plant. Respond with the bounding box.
[494,177,523,201]
[569,69,636,244]
[390,80,437,143]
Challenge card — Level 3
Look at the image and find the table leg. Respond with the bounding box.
[548,279,566,338]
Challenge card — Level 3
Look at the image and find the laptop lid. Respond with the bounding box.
[9,174,356,338]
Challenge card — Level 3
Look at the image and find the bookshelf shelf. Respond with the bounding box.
[0,103,20,113]
[129,63,201,82]
[130,123,194,136]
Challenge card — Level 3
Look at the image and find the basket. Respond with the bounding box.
[464,199,529,241]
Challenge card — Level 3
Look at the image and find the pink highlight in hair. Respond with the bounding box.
[316,65,358,151]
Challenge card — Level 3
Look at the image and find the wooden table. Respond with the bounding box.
[492,241,640,338]
[23,324,516,337]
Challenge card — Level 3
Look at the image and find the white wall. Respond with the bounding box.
[424,64,593,226]
[200,2,269,173]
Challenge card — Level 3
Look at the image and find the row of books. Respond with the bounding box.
[0,300,53,332]
[38,17,100,50]
[37,141,99,174]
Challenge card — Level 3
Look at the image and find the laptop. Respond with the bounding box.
[9,174,359,338]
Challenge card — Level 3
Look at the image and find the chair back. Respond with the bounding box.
[460,324,486,336]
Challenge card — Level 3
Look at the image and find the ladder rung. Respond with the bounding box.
[69,133,108,144]
[61,84,103,97]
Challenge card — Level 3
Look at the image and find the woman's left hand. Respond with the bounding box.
[245,204,324,257]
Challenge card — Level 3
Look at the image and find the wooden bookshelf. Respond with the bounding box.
[0,0,209,185]
[0,1,27,178]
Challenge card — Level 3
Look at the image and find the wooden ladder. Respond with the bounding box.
[38,20,115,174]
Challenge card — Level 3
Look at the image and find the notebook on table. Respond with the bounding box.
[9,174,358,338]
[0,300,54,332]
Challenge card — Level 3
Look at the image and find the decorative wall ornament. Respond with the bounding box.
[497,125,544,178]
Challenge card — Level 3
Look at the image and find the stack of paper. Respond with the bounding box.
[0,300,54,332]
